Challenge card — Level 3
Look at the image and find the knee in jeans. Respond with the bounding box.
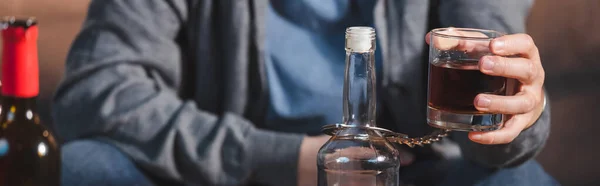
[61,139,155,186]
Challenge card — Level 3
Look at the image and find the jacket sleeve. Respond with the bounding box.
[437,0,551,168]
[51,0,303,185]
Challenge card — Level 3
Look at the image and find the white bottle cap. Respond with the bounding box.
[345,27,375,52]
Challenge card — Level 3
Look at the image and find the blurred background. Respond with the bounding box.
[1,0,599,185]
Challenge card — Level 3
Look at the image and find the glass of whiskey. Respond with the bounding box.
[427,28,507,131]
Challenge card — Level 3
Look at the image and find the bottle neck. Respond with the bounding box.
[1,23,40,98]
[342,50,376,127]
[0,96,38,128]
[1,97,37,111]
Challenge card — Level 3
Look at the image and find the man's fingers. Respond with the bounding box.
[468,115,526,144]
[425,32,431,45]
[491,34,540,60]
[474,93,537,114]
[479,56,543,84]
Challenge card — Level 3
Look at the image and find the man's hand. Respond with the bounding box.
[470,34,546,145]
[297,135,329,186]
[426,30,546,145]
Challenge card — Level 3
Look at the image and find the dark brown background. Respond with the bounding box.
[1,0,599,185]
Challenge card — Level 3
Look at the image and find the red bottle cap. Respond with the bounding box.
[1,17,39,98]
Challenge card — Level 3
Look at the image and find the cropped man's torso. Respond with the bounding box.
[176,0,443,161]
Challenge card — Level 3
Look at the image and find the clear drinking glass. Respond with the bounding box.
[427,28,507,131]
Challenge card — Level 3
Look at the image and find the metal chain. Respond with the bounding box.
[321,124,451,148]
[385,129,450,148]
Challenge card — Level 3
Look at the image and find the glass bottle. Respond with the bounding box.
[0,17,61,186]
[317,27,400,186]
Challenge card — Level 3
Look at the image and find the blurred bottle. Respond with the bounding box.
[317,27,400,186]
[0,17,60,186]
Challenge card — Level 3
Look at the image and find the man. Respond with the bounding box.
[53,0,557,185]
